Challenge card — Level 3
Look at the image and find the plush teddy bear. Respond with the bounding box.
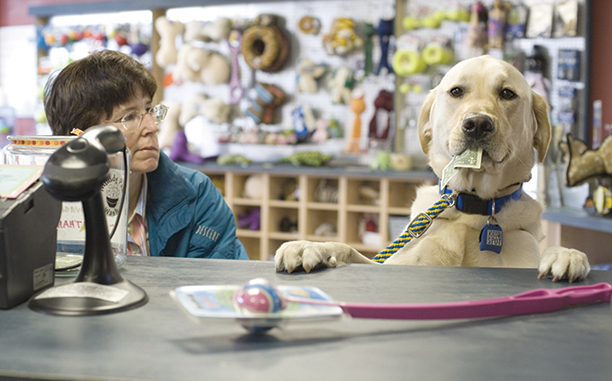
[200,98,231,125]
[179,93,231,126]
[173,44,202,83]
[296,59,326,93]
[184,17,232,43]
[179,93,208,126]
[197,50,231,85]
[173,44,230,85]
[154,16,184,68]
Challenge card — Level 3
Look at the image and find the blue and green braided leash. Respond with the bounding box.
[372,193,456,263]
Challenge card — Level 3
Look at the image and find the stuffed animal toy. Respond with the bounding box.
[328,67,354,105]
[179,93,208,126]
[243,175,266,199]
[322,17,362,56]
[158,100,182,150]
[169,130,205,164]
[368,89,394,141]
[200,98,231,125]
[291,105,317,142]
[467,1,488,56]
[310,119,330,143]
[346,88,365,154]
[183,17,232,43]
[296,59,326,93]
[173,45,231,85]
[198,50,231,85]
[488,0,507,50]
[238,208,261,231]
[179,93,231,126]
[155,16,184,68]
[560,134,612,187]
[173,44,202,83]
[277,152,332,167]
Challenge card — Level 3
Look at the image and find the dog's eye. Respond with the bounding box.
[449,87,464,98]
[500,89,517,100]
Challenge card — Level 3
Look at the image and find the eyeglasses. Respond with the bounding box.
[111,104,169,131]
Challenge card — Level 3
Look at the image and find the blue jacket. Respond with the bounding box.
[145,152,249,260]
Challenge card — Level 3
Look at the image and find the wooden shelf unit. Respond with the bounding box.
[190,163,437,260]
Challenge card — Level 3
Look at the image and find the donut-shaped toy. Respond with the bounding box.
[261,26,289,73]
[298,15,321,34]
[241,25,279,70]
[422,43,453,65]
[392,49,426,76]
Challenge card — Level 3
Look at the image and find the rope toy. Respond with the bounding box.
[245,83,286,124]
[298,15,321,35]
[373,193,457,263]
[242,26,278,70]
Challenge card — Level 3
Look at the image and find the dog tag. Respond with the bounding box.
[479,219,503,254]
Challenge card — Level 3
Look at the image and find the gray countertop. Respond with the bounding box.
[2,257,611,381]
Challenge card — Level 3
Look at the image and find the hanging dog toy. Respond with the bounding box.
[376,18,395,75]
[363,23,376,77]
[241,14,289,73]
[368,89,394,141]
[227,29,244,104]
[245,83,286,125]
[346,88,366,154]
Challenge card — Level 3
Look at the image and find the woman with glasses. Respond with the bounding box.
[44,50,249,260]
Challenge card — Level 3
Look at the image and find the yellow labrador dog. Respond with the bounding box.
[275,55,590,282]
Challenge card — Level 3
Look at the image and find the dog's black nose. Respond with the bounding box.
[462,115,494,139]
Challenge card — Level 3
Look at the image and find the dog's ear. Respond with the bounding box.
[418,90,436,155]
[532,91,552,162]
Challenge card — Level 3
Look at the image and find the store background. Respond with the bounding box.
[0,0,611,262]
[0,0,609,144]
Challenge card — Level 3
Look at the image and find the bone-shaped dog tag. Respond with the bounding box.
[479,219,503,254]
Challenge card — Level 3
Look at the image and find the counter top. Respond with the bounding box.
[1,257,611,381]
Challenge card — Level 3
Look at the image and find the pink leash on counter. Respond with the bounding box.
[284,283,612,320]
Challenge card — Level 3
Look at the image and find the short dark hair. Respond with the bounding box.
[44,50,158,135]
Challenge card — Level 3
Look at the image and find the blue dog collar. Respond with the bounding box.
[440,184,523,215]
